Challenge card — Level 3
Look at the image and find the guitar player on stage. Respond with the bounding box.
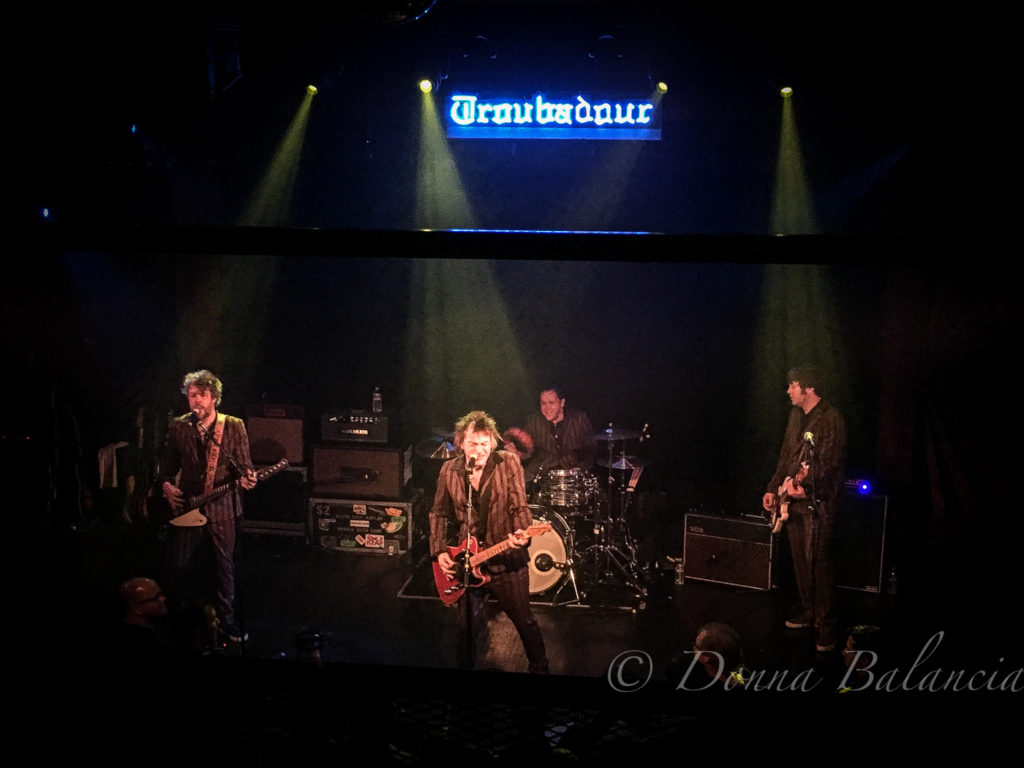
[762,365,846,655]
[430,410,550,674]
[157,369,257,647]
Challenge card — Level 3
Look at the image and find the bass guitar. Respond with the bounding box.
[166,459,289,527]
[433,523,551,605]
[770,461,809,534]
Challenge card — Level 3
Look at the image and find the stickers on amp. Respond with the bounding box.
[348,504,406,550]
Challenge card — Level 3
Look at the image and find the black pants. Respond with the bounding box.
[456,566,549,673]
[164,516,239,625]
[785,501,836,632]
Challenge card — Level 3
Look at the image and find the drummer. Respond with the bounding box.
[521,385,598,485]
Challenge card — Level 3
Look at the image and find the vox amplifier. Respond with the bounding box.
[682,513,774,590]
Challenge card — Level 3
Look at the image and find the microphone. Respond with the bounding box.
[803,431,815,447]
[465,456,477,474]
[189,410,200,424]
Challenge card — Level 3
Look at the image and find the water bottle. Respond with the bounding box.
[372,386,382,414]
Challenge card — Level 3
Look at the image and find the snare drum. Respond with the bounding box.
[538,468,597,515]
[527,505,574,594]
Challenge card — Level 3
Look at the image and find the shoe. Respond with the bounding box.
[815,626,837,653]
[784,611,813,629]
[220,622,249,644]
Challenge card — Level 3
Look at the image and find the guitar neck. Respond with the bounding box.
[468,538,517,569]
[185,459,287,510]
[186,479,241,510]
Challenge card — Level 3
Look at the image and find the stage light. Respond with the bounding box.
[780,86,793,98]
[656,81,668,94]
[419,79,433,94]
[307,85,318,96]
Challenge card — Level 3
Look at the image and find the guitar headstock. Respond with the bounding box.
[257,458,289,479]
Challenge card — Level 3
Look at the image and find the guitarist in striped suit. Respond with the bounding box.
[157,369,257,645]
[430,410,550,674]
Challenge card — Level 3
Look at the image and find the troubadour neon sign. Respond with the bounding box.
[446,93,662,140]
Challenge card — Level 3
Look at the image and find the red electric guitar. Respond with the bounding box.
[433,523,551,605]
[770,461,809,534]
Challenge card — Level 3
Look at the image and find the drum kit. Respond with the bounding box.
[415,423,651,608]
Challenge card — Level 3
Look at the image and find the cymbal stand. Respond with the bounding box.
[578,437,644,600]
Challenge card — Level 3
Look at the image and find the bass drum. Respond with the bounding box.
[527,505,574,595]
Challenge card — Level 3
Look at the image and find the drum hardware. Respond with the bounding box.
[414,433,462,460]
[597,453,646,470]
[593,427,641,442]
[571,424,646,601]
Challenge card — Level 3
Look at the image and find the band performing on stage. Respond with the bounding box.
[121,367,850,669]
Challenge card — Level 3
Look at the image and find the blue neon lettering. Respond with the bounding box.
[450,95,477,126]
[575,96,593,123]
[449,93,657,131]
[594,103,612,126]
[514,103,533,123]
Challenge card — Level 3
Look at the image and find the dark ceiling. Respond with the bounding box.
[21,1,981,234]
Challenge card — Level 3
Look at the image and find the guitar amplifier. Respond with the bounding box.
[682,513,774,590]
[311,443,412,500]
[835,491,888,592]
[310,488,424,554]
[247,403,305,465]
[321,410,388,443]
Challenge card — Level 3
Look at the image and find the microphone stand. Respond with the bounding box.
[194,416,250,479]
[801,438,820,646]
[461,461,477,668]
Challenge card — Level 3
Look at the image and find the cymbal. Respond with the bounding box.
[593,427,640,441]
[597,455,647,470]
[415,435,462,460]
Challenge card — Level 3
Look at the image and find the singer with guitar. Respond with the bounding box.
[762,366,846,654]
[157,369,258,646]
[429,410,550,674]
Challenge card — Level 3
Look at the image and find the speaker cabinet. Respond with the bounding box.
[242,465,309,538]
[311,444,413,500]
[247,404,305,465]
[682,513,773,590]
[835,491,888,593]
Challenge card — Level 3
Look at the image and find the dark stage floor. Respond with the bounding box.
[12,505,1019,763]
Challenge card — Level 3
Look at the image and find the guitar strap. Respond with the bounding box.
[202,414,226,493]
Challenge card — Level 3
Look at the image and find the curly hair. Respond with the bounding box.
[181,369,223,407]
